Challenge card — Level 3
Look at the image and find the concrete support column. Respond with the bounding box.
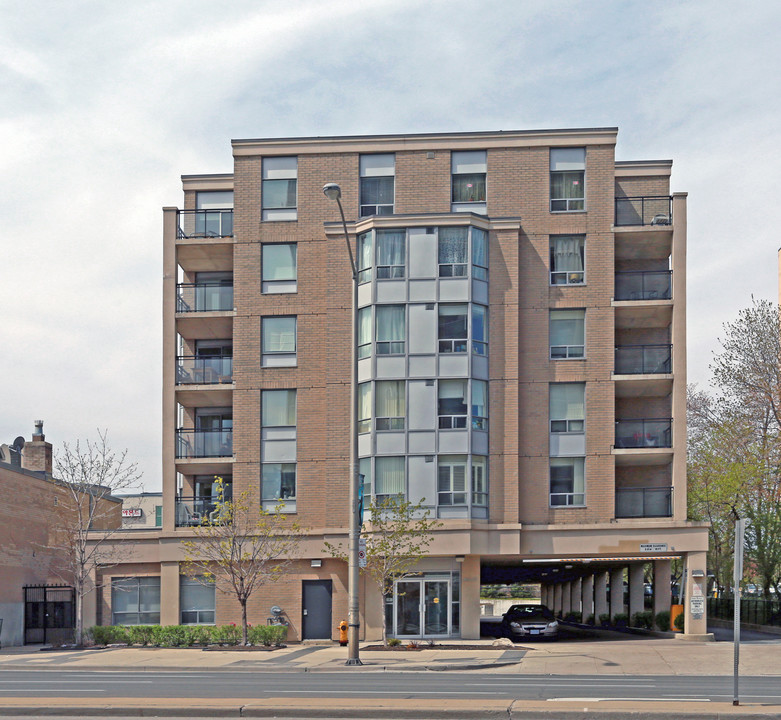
[610,567,625,618]
[570,578,582,616]
[628,563,645,619]
[581,575,594,621]
[681,551,710,638]
[160,561,180,626]
[542,585,551,608]
[654,559,672,616]
[553,584,563,616]
[562,582,572,615]
[594,571,608,619]
[460,555,481,640]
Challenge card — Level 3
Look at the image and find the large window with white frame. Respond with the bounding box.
[180,576,216,625]
[358,382,372,434]
[550,457,585,506]
[261,389,297,505]
[550,148,585,212]
[357,232,372,284]
[471,456,488,506]
[376,305,405,354]
[471,227,488,279]
[358,307,372,359]
[376,380,405,430]
[438,455,467,506]
[262,156,297,221]
[262,243,297,293]
[376,229,405,279]
[438,379,468,429]
[438,227,468,277]
[550,235,585,285]
[262,389,297,427]
[360,154,395,216]
[111,577,160,625]
[438,304,468,354]
[262,463,296,502]
[472,304,488,356]
[375,456,405,499]
[549,309,585,359]
[471,380,488,430]
[549,383,585,433]
[451,151,487,213]
[262,316,297,366]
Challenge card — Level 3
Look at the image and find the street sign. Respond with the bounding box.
[640,543,668,552]
[358,537,367,568]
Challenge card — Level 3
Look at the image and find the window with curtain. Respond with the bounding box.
[376,380,405,430]
[357,231,372,284]
[358,307,372,359]
[438,304,468,353]
[262,463,297,500]
[358,382,372,433]
[550,457,585,506]
[111,577,161,625]
[376,230,405,279]
[180,576,216,625]
[550,148,585,212]
[375,456,405,498]
[262,316,297,363]
[438,455,467,505]
[550,309,585,359]
[550,235,585,285]
[360,154,395,216]
[262,156,298,220]
[262,243,297,290]
[471,227,488,280]
[438,227,468,277]
[438,379,467,429]
[550,383,585,433]
[451,151,487,213]
[262,389,297,427]
[360,457,372,500]
[472,304,488,355]
[376,305,405,354]
[471,456,488,506]
[471,380,488,430]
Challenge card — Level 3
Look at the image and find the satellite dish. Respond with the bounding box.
[12,437,25,452]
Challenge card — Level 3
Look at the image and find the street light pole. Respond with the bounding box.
[323,182,362,666]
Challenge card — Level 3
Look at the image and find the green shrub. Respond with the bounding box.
[613,613,629,627]
[88,625,129,645]
[585,614,595,625]
[598,613,611,626]
[631,611,653,629]
[213,623,242,645]
[127,625,156,646]
[673,611,685,631]
[564,611,582,623]
[387,637,401,647]
[655,610,671,632]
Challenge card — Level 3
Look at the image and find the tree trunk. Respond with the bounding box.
[241,599,248,645]
[381,592,388,646]
[75,579,84,646]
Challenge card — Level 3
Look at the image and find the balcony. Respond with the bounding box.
[176,356,233,385]
[615,271,672,301]
[175,493,232,527]
[615,486,673,518]
[615,419,672,449]
[615,345,672,375]
[176,282,233,313]
[177,209,233,239]
[176,429,232,459]
[615,196,672,227]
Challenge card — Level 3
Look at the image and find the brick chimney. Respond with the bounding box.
[22,420,53,475]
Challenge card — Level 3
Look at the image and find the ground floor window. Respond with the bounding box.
[180,576,216,625]
[111,577,160,625]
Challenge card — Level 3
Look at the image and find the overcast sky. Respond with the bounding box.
[2,0,779,490]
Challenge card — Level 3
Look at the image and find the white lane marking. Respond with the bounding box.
[547,697,711,702]
[0,690,105,693]
[0,680,154,684]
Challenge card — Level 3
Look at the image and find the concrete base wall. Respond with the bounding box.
[0,603,24,646]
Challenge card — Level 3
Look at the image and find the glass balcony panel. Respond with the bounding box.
[615,196,672,226]
[177,209,234,238]
[176,429,232,458]
[176,283,234,312]
[615,419,672,448]
[614,345,672,374]
[176,356,233,384]
[615,487,672,518]
[614,271,672,301]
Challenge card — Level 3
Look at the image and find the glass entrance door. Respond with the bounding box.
[394,577,450,638]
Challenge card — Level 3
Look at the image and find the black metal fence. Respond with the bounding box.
[708,597,781,627]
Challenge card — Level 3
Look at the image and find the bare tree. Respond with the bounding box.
[52,430,142,644]
[180,479,304,645]
[325,495,442,646]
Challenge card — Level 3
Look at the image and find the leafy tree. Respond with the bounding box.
[325,496,442,646]
[52,430,142,644]
[181,479,304,645]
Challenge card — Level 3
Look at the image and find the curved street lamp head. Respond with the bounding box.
[322,182,342,202]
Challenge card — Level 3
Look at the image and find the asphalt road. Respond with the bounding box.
[0,670,779,703]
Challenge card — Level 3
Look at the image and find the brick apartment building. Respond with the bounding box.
[90,127,710,640]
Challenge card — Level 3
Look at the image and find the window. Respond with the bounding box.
[550,309,585,359]
[154,505,162,527]
[376,305,405,354]
[262,243,297,293]
[262,389,297,427]
[358,382,372,433]
[195,191,233,237]
[376,229,405,279]
[550,148,585,212]
[550,383,585,433]
[357,231,372,284]
[439,227,468,277]
[438,304,467,353]
[262,316,296,366]
[360,154,395,216]
[180,577,215,625]
[472,456,488,506]
[471,227,488,280]
[550,235,585,285]
[550,457,585,506]
[375,456,405,498]
[262,463,297,501]
[360,457,372,499]
[471,379,488,430]
[376,380,405,430]
[451,151,487,213]
[262,156,297,221]
[438,379,467,429]
[438,455,467,505]
[358,307,372,359]
[472,304,488,356]
[111,577,160,625]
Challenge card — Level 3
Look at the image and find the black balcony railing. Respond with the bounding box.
[176,282,233,312]
[615,419,672,449]
[615,196,672,227]
[176,429,232,458]
[615,344,672,375]
[176,355,233,384]
[175,493,233,526]
[177,209,233,238]
[615,486,673,518]
[615,271,672,301]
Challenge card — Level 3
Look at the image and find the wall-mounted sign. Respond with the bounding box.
[122,508,142,518]
[640,543,668,552]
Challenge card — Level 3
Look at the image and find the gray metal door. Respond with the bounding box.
[302,580,332,640]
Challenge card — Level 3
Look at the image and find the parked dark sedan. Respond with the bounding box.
[500,603,559,641]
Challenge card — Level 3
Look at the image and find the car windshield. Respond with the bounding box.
[506,605,554,621]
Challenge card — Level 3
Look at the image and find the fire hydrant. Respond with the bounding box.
[338,620,348,646]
